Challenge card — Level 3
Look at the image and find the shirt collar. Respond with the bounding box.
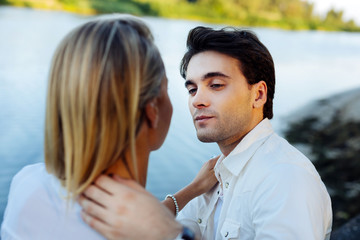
[215,118,274,177]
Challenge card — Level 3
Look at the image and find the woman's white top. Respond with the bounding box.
[1,163,105,240]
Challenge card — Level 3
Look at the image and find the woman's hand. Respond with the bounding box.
[190,155,219,195]
[79,175,182,240]
[162,156,219,215]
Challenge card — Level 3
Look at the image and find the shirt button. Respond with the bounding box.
[197,218,202,224]
[225,182,229,188]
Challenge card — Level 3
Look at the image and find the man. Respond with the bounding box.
[80,27,332,240]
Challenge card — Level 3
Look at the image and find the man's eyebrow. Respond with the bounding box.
[203,72,230,80]
[185,80,194,88]
[185,72,230,88]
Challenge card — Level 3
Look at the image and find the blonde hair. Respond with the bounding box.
[45,15,165,199]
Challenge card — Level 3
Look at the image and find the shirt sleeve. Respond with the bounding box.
[250,163,332,240]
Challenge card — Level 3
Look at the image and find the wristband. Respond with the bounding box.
[165,194,179,216]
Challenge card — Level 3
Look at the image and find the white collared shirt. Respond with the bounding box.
[177,118,332,240]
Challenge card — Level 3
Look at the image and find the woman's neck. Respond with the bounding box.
[105,123,151,187]
[105,150,149,187]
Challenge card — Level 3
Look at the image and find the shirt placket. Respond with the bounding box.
[198,184,221,239]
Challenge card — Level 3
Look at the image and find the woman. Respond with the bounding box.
[1,15,217,239]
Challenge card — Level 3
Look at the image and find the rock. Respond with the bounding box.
[283,87,360,230]
[286,87,360,128]
[331,214,360,240]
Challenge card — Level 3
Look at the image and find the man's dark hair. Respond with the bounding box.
[180,26,275,119]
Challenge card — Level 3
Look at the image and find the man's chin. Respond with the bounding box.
[196,133,217,143]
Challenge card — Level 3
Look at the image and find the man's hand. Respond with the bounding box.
[79,175,182,240]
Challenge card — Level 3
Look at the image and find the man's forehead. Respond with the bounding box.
[186,51,241,80]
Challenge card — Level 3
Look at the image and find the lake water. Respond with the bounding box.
[1,6,360,226]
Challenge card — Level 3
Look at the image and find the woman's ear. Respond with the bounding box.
[253,81,267,108]
[145,98,159,129]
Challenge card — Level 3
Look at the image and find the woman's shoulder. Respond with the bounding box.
[8,162,52,201]
[15,162,45,177]
[10,162,48,189]
[3,162,105,239]
[2,163,53,238]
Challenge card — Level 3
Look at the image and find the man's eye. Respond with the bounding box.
[188,88,197,95]
[211,84,224,89]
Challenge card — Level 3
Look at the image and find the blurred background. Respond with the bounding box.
[0,0,359,237]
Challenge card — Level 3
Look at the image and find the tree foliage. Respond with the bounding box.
[133,0,360,31]
[1,0,359,32]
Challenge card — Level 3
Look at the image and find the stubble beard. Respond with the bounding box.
[196,124,229,143]
[195,115,248,145]
[192,107,249,144]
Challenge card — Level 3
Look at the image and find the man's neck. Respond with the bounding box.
[218,118,263,157]
[218,133,247,157]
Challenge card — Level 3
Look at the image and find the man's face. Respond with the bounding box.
[185,51,257,148]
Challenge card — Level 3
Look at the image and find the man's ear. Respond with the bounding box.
[145,98,159,129]
[253,81,267,108]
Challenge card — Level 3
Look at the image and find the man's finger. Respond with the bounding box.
[93,175,124,194]
[81,211,118,239]
[82,184,112,206]
[79,195,109,222]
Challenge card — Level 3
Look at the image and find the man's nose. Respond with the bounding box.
[191,88,210,109]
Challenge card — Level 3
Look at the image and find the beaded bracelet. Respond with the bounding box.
[165,194,179,216]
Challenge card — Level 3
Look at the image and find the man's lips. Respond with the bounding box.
[194,115,214,122]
